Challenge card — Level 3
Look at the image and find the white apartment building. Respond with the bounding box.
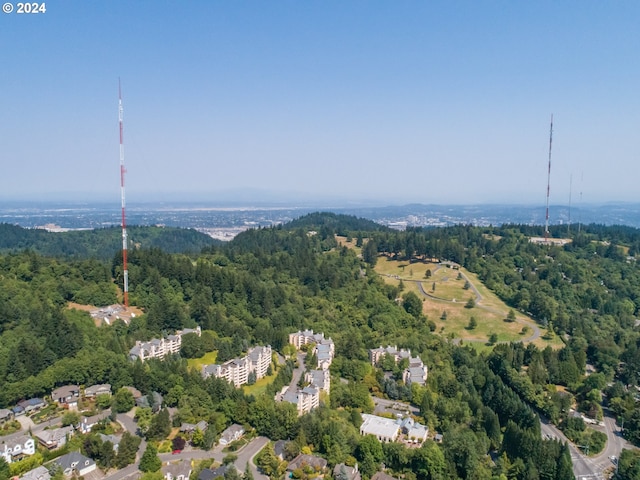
[369,345,412,366]
[289,330,335,369]
[201,345,272,388]
[402,357,428,386]
[129,327,201,362]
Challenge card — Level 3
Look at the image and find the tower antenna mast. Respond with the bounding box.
[545,115,553,242]
[119,79,129,308]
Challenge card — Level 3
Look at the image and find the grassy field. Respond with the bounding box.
[243,371,278,397]
[187,351,218,371]
[374,255,562,349]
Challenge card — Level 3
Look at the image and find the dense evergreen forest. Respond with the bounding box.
[0,223,218,260]
[2,213,640,479]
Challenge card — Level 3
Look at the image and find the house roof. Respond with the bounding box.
[220,424,244,441]
[371,473,398,480]
[53,451,95,471]
[199,465,236,480]
[333,464,361,480]
[52,385,80,400]
[360,414,400,440]
[85,384,111,396]
[1,434,33,450]
[20,466,50,480]
[0,408,12,419]
[273,440,287,458]
[35,426,73,444]
[162,459,192,478]
[18,398,45,408]
[286,454,327,471]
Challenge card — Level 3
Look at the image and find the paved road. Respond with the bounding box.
[372,397,419,417]
[589,410,633,474]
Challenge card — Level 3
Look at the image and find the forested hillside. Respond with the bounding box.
[0,223,218,259]
[3,213,640,479]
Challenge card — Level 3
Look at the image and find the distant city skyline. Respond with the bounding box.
[2,1,639,205]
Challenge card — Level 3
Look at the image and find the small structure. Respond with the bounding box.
[273,440,287,461]
[98,433,121,452]
[1,435,36,463]
[286,454,328,476]
[371,473,399,480]
[162,459,192,480]
[199,465,236,480]
[20,466,51,480]
[219,424,245,446]
[51,385,80,410]
[77,412,109,434]
[52,451,96,477]
[136,392,163,412]
[180,420,208,434]
[35,426,73,449]
[334,463,361,480]
[84,384,112,398]
[0,408,13,424]
[17,398,46,414]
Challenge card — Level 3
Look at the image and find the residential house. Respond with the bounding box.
[98,433,121,452]
[201,345,272,388]
[286,454,328,476]
[179,420,208,434]
[129,327,201,362]
[162,460,192,480]
[333,464,361,480]
[219,424,244,446]
[1,435,36,463]
[371,473,399,480]
[77,412,109,434]
[12,406,25,417]
[369,346,412,366]
[17,398,46,414]
[398,417,428,443]
[273,440,287,461]
[402,357,428,386]
[198,465,237,480]
[84,384,112,398]
[122,386,143,400]
[136,392,164,412]
[35,426,73,449]
[20,466,51,480]
[0,409,13,424]
[52,451,96,477]
[51,385,80,410]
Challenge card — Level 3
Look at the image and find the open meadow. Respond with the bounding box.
[374,255,562,349]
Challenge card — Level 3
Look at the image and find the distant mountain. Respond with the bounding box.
[285,212,389,233]
[0,224,219,260]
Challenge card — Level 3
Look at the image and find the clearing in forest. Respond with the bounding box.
[374,255,561,349]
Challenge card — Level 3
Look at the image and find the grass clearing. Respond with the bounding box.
[243,371,278,397]
[374,256,561,348]
[187,351,218,371]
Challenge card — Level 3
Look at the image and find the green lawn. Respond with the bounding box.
[243,371,278,397]
[187,351,218,371]
[375,256,563,349]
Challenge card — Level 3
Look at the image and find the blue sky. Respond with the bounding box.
[2,1,639,205]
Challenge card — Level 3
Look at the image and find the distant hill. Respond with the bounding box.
[0,224,219,260]
[284,211,388,234]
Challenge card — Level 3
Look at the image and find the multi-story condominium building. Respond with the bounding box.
[359,414,428,444]
[129,327,201,362]
[282,386,320,416]
[305,369,330,394]
[289,329,329,349]
[402,357,428,386]
[289,330,335,369]
[201,345,272,388]
[369,345,412,366]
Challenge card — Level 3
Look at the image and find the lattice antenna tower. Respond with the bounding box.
[545,115,553,242]
[119,79,129,308]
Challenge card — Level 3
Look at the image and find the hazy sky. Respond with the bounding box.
[2,1,639,205]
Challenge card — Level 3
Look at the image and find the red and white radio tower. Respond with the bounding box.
[118,79,129,308]
[544,114,553,242]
